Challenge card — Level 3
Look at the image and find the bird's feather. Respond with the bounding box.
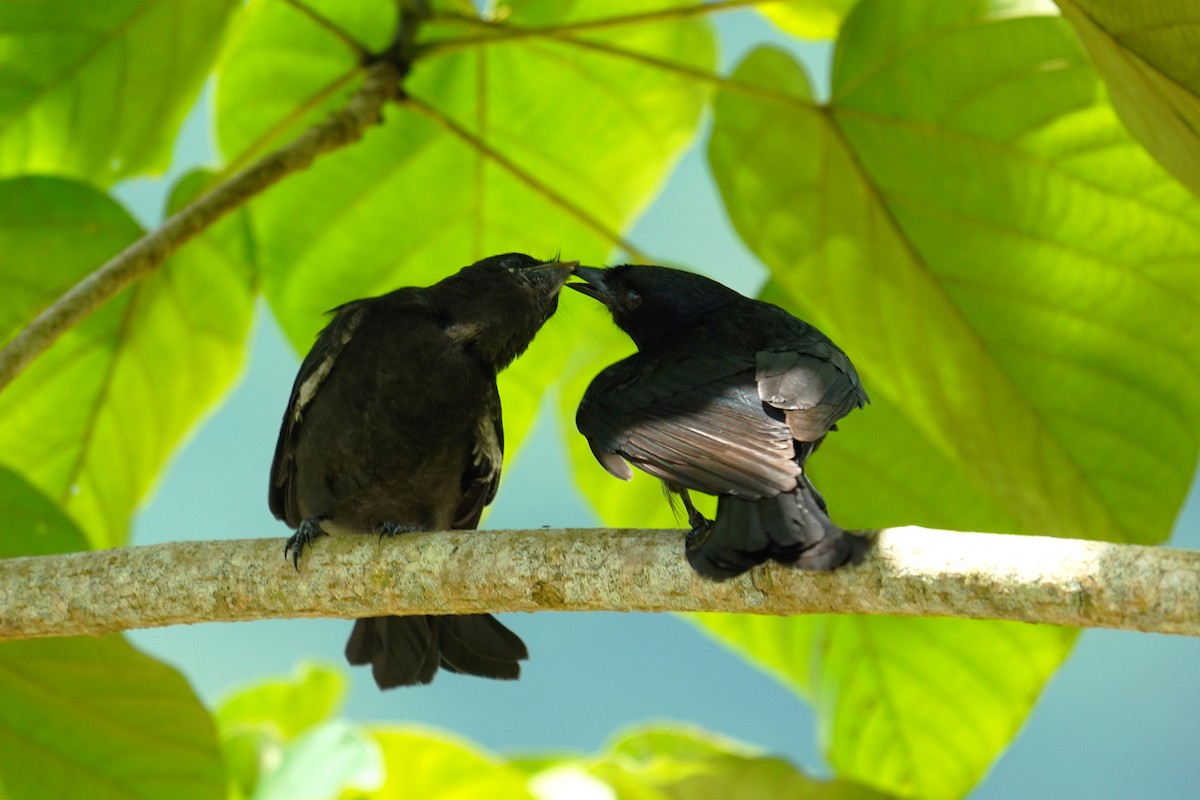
[269,301,369,526]
[579,353,800,500]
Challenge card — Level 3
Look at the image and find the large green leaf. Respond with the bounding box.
[1057,0,1200,197]
[344,723,887,800]
[0,636,223,799]
[758,0,860,39]
[214,0,394,169]
[256,721,383,800]
[586,725,895,800]
[216,0,713,455]
[0,1,238,184]
[215,662,346,743]
[696,615,1073,799]
[0,462,91,558]
[344,727,534,800]
[205,662,896,800]
[717,3,1200,545]
[215,662,350,800]
[0,177,140,341]
[687,2,1200,797]
[0,176,255,548]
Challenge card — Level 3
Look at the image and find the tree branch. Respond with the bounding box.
[0,60,401,395]
[1,527,1197,641]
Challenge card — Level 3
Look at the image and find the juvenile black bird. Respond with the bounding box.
[571,265,869,580]
[269,253,574,688]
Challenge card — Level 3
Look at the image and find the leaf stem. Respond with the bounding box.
[401,93,649,261]
[282,0,372,57]
[546,34,812,109]
[421,0,788,57]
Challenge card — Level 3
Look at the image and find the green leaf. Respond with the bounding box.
[1057,0,1200,198]
[759,0,860,39]
[692,2,1200,798]
[713,3,1200,547]
[217,1,714,455]
[808,619,1071,800]
[214,0,392,167]
[0,176,141,342]
[587,725,895,800]
[0,0,239,184]
[690,613,821,696]
[215,662,346,743]
[344,727,534,800]
[0,176,255,548]
[0,466,90,558]
[257,721,383,800]
[0,635,223,800]
[696,617,1073,799]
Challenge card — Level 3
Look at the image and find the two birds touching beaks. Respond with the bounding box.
[269,254,870,690]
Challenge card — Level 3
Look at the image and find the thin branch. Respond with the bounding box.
[424,0,787,55]
[0,61,402,395]
[401,93,650,261]
[2,527,1197,641]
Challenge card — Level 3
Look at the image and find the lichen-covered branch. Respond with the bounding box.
[0,60,401,395]
[1,526,1196,641]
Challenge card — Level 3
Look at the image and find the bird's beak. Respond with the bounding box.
[527,259,578,290]
[567,266,611,304]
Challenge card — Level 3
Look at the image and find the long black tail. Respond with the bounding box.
[686,475,868,580]
[345,614,528,689]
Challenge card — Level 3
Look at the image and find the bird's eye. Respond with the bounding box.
[625,289,642,310]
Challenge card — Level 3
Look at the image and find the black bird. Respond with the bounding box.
[269,253,574,688]
[570,265,869,580]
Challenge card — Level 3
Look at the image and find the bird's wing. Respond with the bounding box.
[268,300,370,526]
[452,387,504,530]
[577,352,799,500]
[756,337,869,442]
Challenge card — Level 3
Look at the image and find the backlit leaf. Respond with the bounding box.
[0,1,238,184]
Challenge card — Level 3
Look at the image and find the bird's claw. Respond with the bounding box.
[377,521,423,540]
[284,516,327,571]
[684,516,714,551]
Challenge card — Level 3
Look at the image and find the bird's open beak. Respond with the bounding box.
[567,265,611,304]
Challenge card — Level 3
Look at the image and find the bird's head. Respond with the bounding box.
[568,264,742,349]
[441,252,577,370]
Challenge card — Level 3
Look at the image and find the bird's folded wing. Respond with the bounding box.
[268,299,369,524]
[756,345,868,442]
[577,354,799,500]
[453,390,504,529]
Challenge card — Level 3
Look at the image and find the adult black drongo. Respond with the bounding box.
[269,253,574,688]
[570,264,869,580]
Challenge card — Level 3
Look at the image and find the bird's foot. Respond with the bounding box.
[684,514,714,551]
[376,521,424,540]
[284,516,328,571]
[676,487,713,549]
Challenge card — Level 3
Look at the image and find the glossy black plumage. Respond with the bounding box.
[571,265,869,580]
[269,253,573,688]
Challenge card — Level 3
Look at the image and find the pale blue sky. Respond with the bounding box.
[113,11,1200,798]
